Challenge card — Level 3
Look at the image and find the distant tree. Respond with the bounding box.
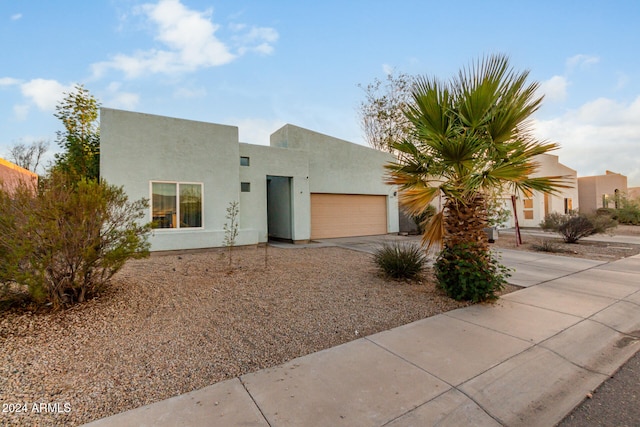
[53,84,101,181]
[7,140,49,174]
[358,71,414,153]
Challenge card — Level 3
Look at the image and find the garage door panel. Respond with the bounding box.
[311,193,387,239]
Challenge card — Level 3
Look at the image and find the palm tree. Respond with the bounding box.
[386,54,570,300]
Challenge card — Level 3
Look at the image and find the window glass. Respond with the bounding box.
[152,183,177,228]
[522,190,534,219]
[180,184,202,227]
[565,198,573,214]
[241,182,251,192]
[240,156,250,166]
[151,182,203,229]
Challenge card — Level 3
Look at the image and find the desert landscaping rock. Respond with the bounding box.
[0,246,495,426]
[4,226,637,426]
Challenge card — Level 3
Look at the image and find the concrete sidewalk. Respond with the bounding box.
[84,250,640,427]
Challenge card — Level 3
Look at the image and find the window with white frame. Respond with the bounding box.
[151,182,203,229]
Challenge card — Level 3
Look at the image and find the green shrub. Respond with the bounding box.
[616,198,640,225]
[540,212,617,244]
[560,215,598,243]
[539,212,568,231]
[373,242,427,280]
[0,172,151,309]
[596,207,617,219]
[434,243,509,302]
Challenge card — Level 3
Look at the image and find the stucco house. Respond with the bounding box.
[100,108,399,251]
[498,153,579,228]
[578,171,628,212]
[0,157,38,193]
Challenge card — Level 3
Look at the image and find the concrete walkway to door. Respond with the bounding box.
[84,235,640,427]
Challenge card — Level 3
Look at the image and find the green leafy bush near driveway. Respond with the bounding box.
[434,243,509,302]
[0,172,151,310]
[373,241,427,280]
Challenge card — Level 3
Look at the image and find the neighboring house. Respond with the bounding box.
[0,157,38,193]
[628,187,640,200]
[100,108,399,251]
[498,153,579,228]
[578,171,628,212]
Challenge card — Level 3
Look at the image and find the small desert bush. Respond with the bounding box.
[0,171,151,309]
[540,212,617,244]
[531,240,560,253]
[616,198,640,225]
[434,243,509,302]
[373,242,427,280]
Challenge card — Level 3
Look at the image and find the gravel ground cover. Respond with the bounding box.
[492,225,640,261]
[4,225,637,426]
[1,245,492,426]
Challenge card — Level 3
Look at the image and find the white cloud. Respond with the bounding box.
[109,92,140,110]
[533,96,640,186]
[11,13,22,21]
[103,82,140,109]
[92,0,277,79]
[539,75,568,103]
[20,79,72,111]
[231,118,286,145]
[232,26,279,55]
[382,64,393,76]
[566,54,600,71]
[0,77,21,87]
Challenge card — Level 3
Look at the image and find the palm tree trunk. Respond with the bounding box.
[443,195,489,252]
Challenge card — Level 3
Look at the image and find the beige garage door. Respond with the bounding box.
[310,193,387,239]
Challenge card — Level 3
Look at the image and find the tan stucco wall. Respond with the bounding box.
[578,171,627,212]
[504,154,578,228]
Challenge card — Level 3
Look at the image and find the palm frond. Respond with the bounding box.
[510,175,574,196]
[397,185,440,216]
[421,209,445,251]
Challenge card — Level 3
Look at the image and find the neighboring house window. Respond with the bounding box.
[523,190,534,220]
[151,182,203,229]
[240,156,250,166]
[564,198,573,214]
[241,182,251,192]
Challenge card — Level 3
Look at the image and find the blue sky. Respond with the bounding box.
[1,0,639,185]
